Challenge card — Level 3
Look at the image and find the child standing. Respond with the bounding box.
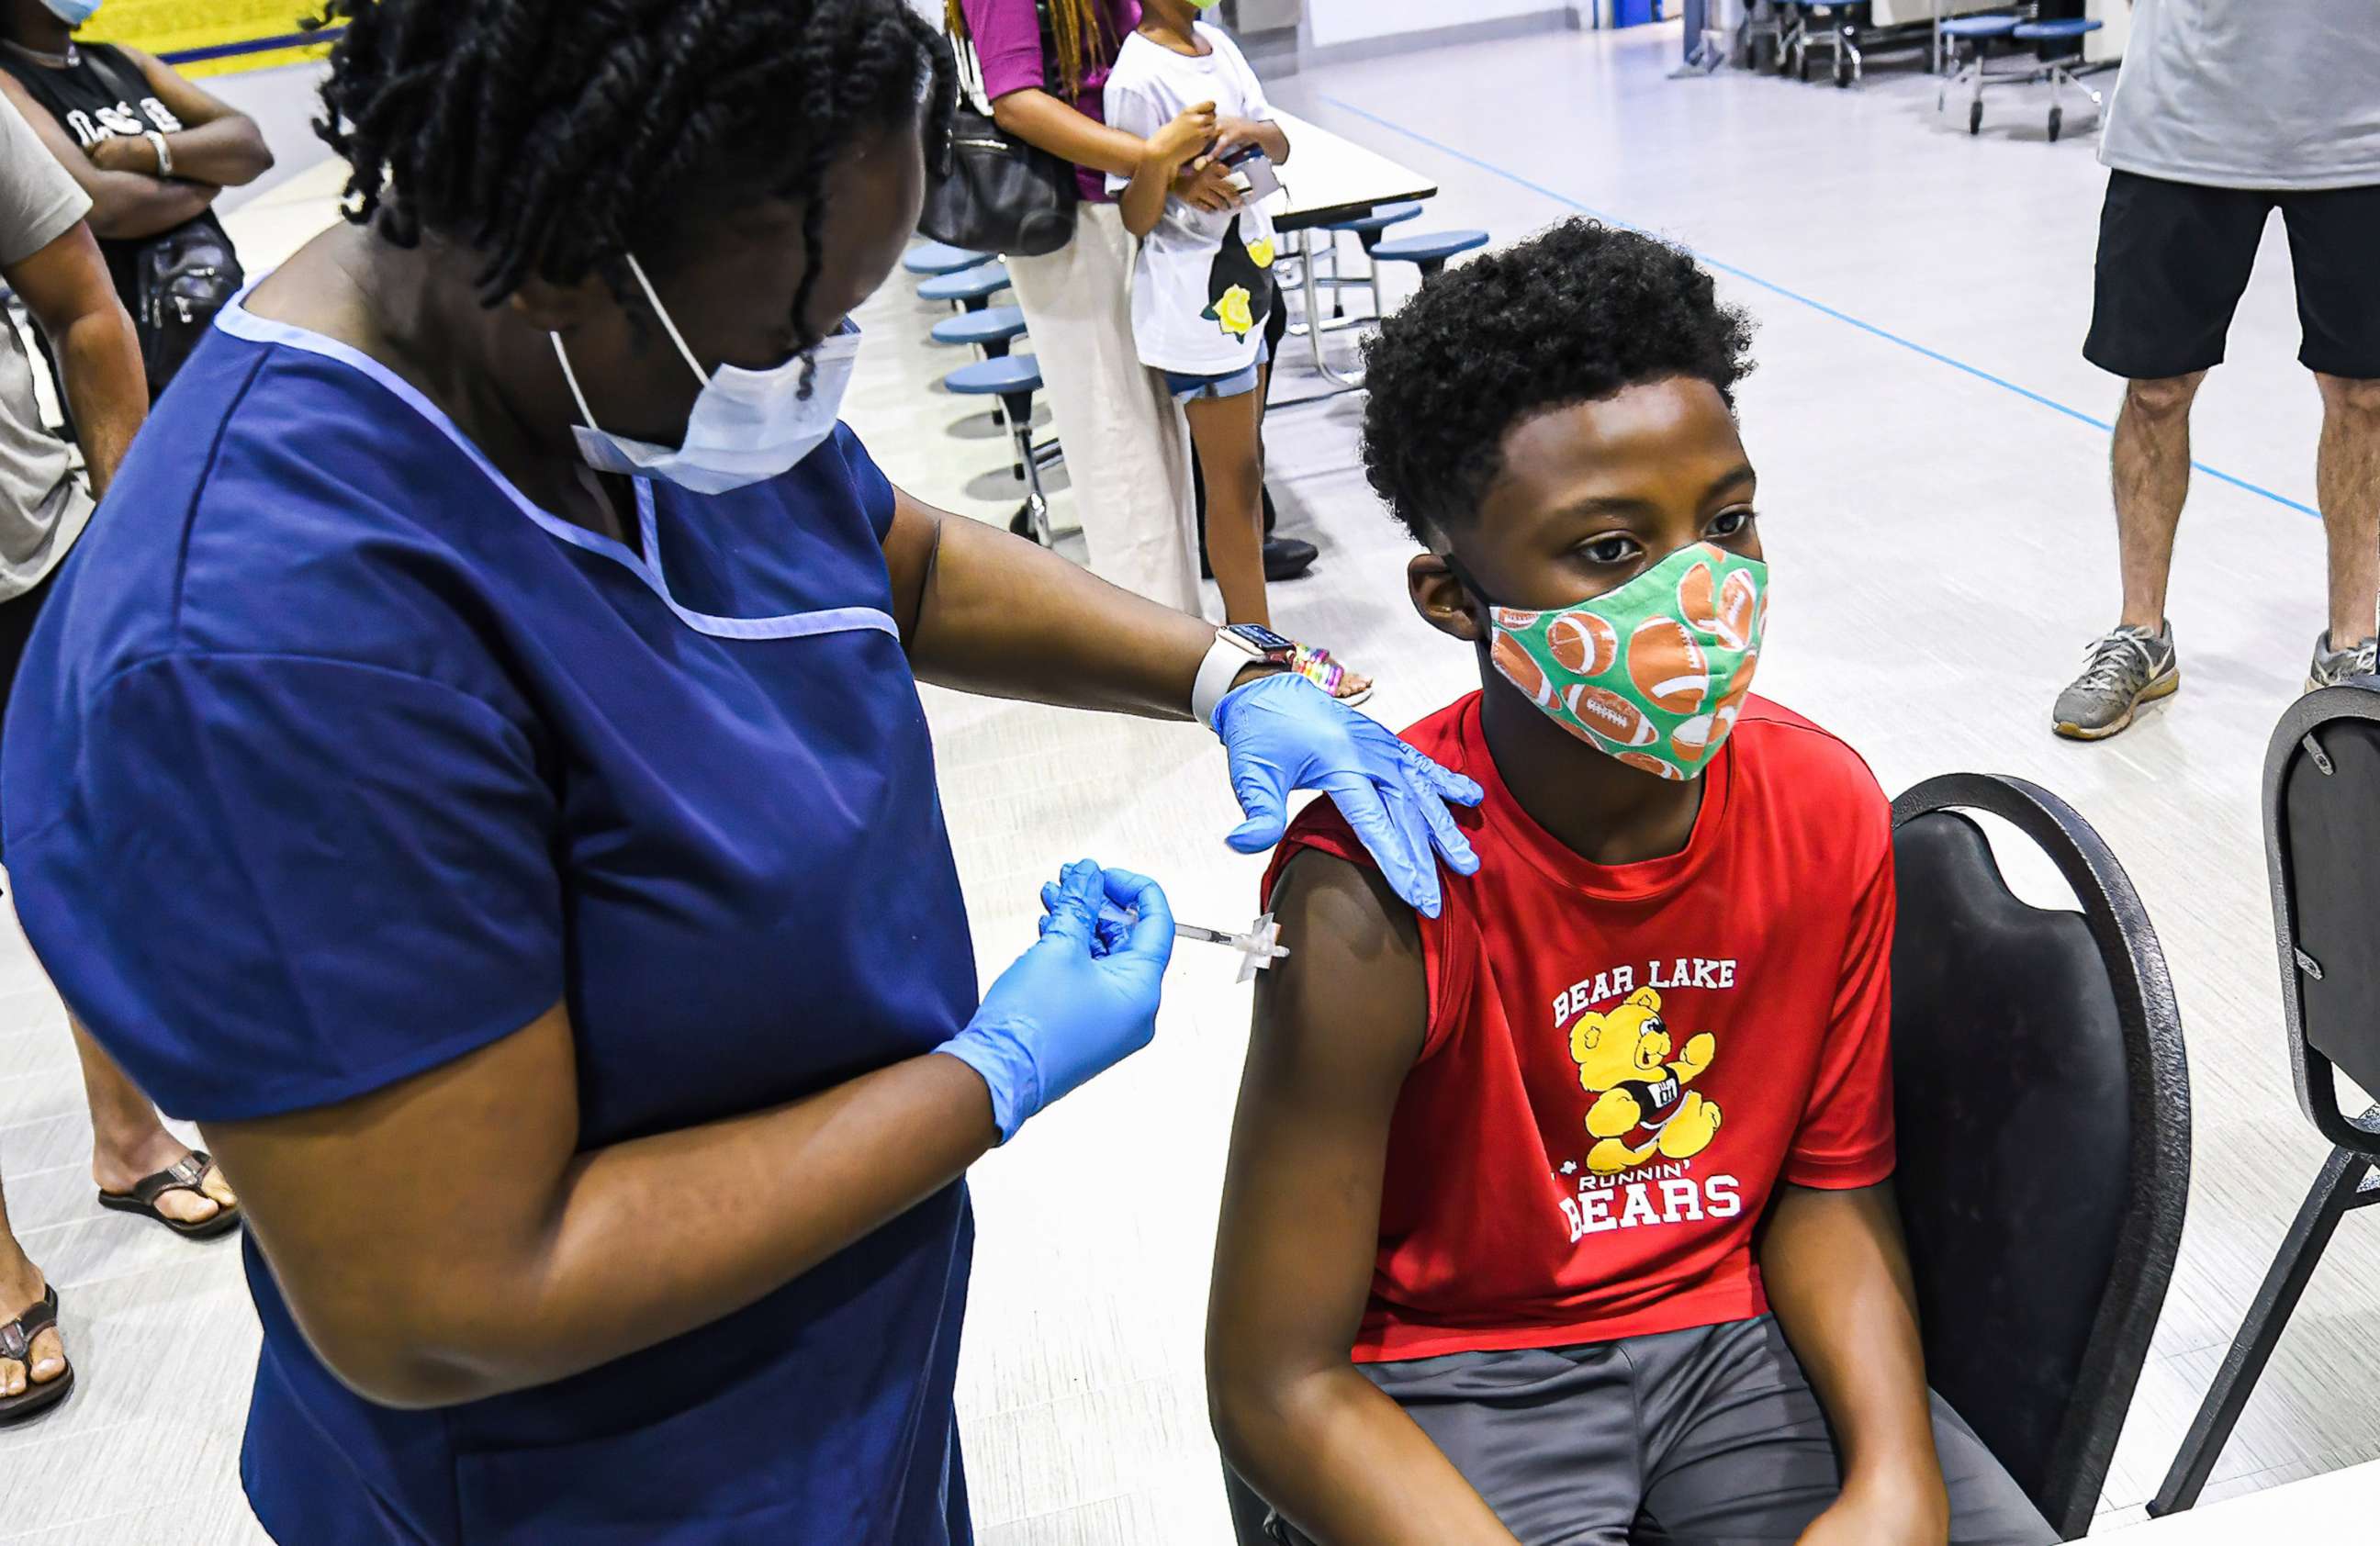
[1105,1,1368,700]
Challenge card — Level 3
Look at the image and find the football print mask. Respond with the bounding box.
[1481,542,1768,780]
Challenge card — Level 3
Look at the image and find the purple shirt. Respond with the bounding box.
[959,0,1140,202]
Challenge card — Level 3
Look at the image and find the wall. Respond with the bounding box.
[1304,0,1561,50]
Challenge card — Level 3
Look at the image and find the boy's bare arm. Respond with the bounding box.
[1206,850,1521,1546]
[1760,1183,1950,1546]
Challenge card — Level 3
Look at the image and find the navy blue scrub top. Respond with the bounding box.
[0,298,982,1545]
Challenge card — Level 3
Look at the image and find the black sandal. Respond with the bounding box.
[96,1151,241,1240]
[0,1283,73,1425]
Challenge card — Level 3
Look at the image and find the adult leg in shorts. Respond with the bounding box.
[2083,172,2273,633]
[2280,183,2380,645]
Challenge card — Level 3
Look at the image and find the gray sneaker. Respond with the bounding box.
[2053,622,2180,741]
[2307,632,2379,691]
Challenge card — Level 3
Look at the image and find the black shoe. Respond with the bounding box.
[1205,536,1319,583]
[1263,536,1318,582]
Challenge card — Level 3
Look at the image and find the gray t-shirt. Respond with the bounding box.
[0,95,96,602]
[2100,0,2380,191]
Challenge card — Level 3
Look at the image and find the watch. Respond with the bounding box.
[1192,623,1297,728]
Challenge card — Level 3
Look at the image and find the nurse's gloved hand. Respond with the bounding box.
[1211,672,1484,919]
[937,861,1174,1143]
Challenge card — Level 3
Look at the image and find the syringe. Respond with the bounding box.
[1096,906,1290,981]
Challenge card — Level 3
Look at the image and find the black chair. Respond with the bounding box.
[1892,773,2190,1540]
[2150,685,2380,1516]
[1221,773,2191,1544]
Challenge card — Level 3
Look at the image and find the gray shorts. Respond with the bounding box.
[1271,1316,2060,1546]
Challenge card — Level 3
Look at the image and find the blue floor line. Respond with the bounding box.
[1315,95,2322,520]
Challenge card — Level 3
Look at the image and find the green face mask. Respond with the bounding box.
[1469,541,1768,781]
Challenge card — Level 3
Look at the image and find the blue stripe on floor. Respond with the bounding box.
[1315,95,2322,520]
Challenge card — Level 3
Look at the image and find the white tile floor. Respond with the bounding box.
[6,18,2379,1543]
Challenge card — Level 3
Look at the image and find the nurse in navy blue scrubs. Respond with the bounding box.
[0,2,1482,1541]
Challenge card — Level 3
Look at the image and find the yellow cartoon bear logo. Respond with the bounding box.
[1567,987,1722,1174]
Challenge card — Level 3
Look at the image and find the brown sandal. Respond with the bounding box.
[0,1283,73,1426]
[96,1151,241,1240]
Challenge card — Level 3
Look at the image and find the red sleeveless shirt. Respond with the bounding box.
[1264,693,1897,1362]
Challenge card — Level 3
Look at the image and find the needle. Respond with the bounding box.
[1096,907,1290,979]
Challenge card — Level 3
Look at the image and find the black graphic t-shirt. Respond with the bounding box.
[0,43,230,314]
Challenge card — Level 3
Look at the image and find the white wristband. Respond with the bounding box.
[1192,636,1253,731]
[144,130,172,179]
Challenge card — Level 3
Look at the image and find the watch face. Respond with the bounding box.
[1226,623,1297,655]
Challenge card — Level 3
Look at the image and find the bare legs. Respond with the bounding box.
[2112,372,2204,633]
[1184,386,1271,627]
[2111,369,2380,649]
[76,1022,234,1225]
[0,1019,237,1404]
[0,1179,64,1401]
[2316,373,2380,647]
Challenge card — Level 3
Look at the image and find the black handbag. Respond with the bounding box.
[129,221,243,393]
[920,0,1080,258]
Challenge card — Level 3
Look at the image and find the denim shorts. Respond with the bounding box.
[1163,341,1271,402]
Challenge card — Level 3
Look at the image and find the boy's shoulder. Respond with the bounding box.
[1263,695,1480,897]
[1733,697,1885,805]
[1730,695,1892,860]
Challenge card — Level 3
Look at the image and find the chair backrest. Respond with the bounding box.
[2263,684,2380,1160]
[1889,773,2191,1540]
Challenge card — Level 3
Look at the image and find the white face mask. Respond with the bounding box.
[551,252,859,497]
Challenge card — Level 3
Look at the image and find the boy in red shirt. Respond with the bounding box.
[1206,221,2058,1546]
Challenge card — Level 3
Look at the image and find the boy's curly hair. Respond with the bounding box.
[1359,219,1757,544]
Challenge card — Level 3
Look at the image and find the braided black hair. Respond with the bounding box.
[1359,219,1756,545]
[309,0,955,343]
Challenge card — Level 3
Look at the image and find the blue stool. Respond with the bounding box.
[918,262,1012,313]
[1306,202,1426,322]
[929,304,1029,360]
[1936,15,2022,133]
[945,353,1056,544]
[932,305,1030,431]
[1369,230,1489,287]
[904,241,989,277]
[1328,201,1423,247]
[2011,17,2104,141]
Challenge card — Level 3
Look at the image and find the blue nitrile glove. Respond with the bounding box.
[939,860,1175,1142]
[1210,673,1484,919]
[1042,887,1138,956]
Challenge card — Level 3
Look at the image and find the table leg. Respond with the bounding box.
[1295,228,1364,389]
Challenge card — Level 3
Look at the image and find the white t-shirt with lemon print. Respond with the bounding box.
[1104,24,1281,376]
